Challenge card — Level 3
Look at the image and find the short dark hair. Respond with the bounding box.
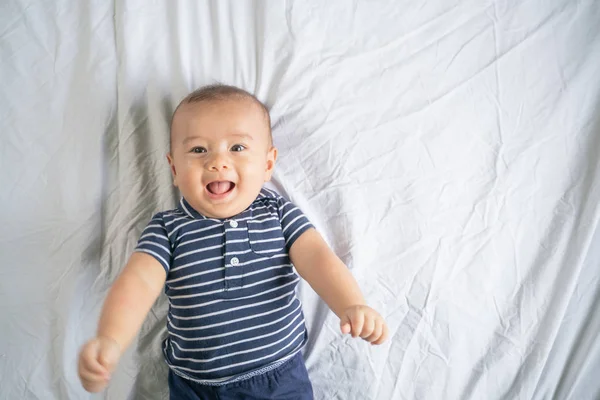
[170,84,271,151]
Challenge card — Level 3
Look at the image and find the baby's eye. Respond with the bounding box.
[230,144,246,152]
[190,146,207,154]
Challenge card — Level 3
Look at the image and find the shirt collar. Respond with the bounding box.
[178,198,206,220]
[178,188,276,220]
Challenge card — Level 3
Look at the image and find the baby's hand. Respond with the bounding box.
[340,305,389,345]
[77,336,121,393]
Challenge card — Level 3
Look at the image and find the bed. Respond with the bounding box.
[1,0,599,399]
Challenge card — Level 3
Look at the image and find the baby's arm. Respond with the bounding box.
[289,228,389,344]
[78,252,166,392]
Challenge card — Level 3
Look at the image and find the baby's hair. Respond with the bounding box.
[170,84,272,152]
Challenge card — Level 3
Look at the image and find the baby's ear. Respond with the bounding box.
[264,146,278,181]
[166,154,178,187]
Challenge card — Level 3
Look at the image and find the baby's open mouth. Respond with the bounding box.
[206,181,235,195]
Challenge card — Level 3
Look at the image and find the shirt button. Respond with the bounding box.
[231,257,240,266]
[229,220,238,228]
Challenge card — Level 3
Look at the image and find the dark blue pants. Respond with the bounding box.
[168,353,314,400]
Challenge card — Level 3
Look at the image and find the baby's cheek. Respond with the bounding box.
[242,162,265,179]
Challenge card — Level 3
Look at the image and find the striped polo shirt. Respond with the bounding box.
[134,188,313,384]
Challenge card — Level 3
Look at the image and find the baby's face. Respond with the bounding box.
[168,98,276,219]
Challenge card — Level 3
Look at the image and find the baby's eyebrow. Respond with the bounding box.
[181,133,255,145]
[229,133,254,141]
[182,136,204,145]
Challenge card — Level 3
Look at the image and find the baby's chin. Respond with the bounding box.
[204,207,245,219]
[190,203,237,219]
[186,184,264,219]
[194,197,253,219]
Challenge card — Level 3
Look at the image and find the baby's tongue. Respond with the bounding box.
[208,181,232,194]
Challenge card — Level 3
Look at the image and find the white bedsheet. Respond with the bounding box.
[1,0,599,399]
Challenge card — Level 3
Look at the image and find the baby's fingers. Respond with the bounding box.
[80,377,109,393]
[340,322,351,335]
[79,368,109,384]
[359,316,375,340]
[371,321,390,345]
[349,311,365,338]
[79,343,102,371]
[79,361,109,393]
[364,318,383,343]
[80,356,108,377]
[79,341,110,380]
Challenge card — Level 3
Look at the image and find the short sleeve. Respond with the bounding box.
[277,196,314,249]
[134,213,172,272]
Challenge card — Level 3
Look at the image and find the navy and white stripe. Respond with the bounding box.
[135,188,313,384]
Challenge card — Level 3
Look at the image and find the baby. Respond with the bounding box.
[78,85,389,399]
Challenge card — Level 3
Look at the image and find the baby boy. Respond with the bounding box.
[78,85,389,399]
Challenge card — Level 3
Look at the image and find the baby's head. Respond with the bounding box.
[167,84,277,219]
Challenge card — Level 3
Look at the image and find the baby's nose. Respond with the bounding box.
[207,154,230,171]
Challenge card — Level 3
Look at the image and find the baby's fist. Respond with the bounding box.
[77,336,121,393]
[340,305,389,345]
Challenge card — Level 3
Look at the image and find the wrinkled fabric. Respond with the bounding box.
[1,0,599,399]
